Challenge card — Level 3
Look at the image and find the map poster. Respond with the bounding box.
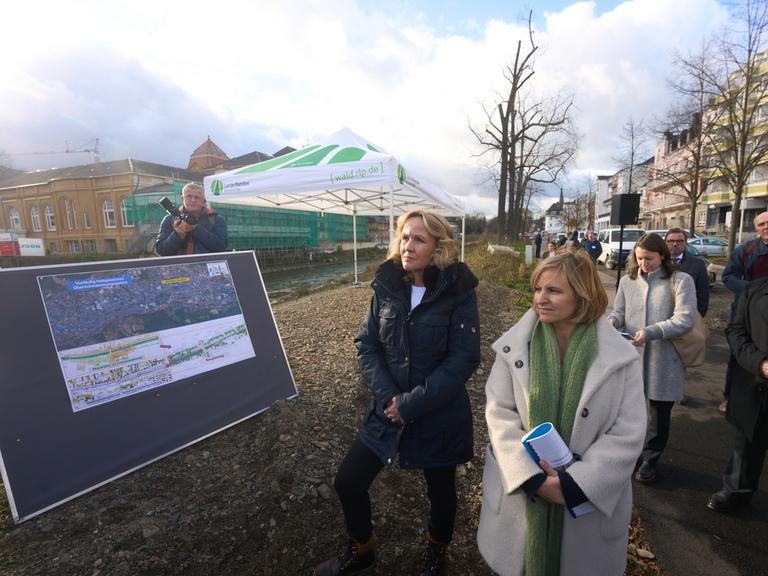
[0,252,296,523]
[37,261,256,412]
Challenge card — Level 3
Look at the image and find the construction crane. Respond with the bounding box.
[8,138,101,164]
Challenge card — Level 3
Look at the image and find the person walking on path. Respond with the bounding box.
[665,227,709,317]
[580,231,602,263]
[608,233,695,484]
[708,276,768,513]
[314,209,481,576]
[534,232,542,259]
[478,250,646,576]
[719,211,768,414]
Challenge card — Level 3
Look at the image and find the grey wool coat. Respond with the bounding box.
[478,310,646,576]
[608,268,696,402]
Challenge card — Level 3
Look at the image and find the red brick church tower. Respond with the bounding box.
[187,136,228,172]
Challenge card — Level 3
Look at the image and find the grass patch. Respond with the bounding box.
[465,243,533,309]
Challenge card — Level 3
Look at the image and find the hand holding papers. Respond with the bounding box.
[522,422,595,517]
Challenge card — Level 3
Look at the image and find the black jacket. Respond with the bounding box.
[355,260,481,468]
[675,253,710,316]
[725,277,768,448]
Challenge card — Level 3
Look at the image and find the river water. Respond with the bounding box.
[260,259,377,300]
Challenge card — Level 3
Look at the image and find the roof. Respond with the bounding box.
[0,159,204,190]
[272,146,297,158]
[220,150,273,170]
[189,137,228,162]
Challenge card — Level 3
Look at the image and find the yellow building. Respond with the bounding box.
[0,159,201,255]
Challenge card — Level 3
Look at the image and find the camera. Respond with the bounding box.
[158,196,198,226]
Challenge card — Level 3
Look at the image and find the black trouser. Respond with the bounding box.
[722,428,767,497]
[640,400,675,467]
[334,436,457,545]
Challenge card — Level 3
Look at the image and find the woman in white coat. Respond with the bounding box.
[478,250,646,576]
[608,233,695,484]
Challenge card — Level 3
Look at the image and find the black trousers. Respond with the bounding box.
[641,399,675,467]
[722,428,767,497]
[334,436,457,545]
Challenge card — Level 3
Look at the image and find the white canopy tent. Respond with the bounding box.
[203,128,466,283]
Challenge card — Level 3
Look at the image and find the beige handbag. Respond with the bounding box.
[668,273,708,367]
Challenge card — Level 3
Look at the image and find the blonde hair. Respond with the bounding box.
[530,249,608,324]
[386,210,458,269]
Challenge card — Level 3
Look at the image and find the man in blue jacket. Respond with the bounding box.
[580,230,602,262]
[156,183,228,255]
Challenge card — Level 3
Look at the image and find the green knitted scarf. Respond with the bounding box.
[525,320,597,576]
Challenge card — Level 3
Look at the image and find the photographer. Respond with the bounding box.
[156,183,228,255]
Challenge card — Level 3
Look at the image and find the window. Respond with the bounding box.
[67,240,81,253]
[103,199,115,228]
[64,199,77,230]
[83,210,91,229]
[104,238,118,252]
[698,211,706,226]
[45,205,56,231]
[83,239,97,253]
[30,206,41,232]
[8,207,22,231]
[120,198,134,227]
[48,241,56,253]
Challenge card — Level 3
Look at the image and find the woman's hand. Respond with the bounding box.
[384,399,404,425]
[536,460,565,506]
[632,329,646,346]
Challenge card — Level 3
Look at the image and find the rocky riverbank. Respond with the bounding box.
[0,281,659,575]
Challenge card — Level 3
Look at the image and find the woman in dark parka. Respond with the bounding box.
[315,209,481,576]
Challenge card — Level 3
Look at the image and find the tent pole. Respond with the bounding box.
[461,216,466,262]
[389,188,395,243]
[353,206,359,286]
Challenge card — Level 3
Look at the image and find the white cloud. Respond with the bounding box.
[0,0,732,215]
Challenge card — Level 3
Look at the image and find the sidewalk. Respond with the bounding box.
[598,269,768,576]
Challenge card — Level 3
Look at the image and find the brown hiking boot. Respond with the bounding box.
[314,533,377,576]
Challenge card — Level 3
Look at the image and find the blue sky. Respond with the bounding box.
[0,0,733,214]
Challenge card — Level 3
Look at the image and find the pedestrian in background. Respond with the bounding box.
[719,211,768,414]
[665,228,709,317]
[534,232,542,259]
[580,231,602,263]
[315,209,481,576]
[478,250,646,576]
[708,275,768,513]
[608,233,695,484]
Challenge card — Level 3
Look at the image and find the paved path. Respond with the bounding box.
[598,270,768,576]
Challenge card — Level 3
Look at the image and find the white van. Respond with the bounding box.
[597,228,646,270]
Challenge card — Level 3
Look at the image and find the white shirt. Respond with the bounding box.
[411,285,427,310]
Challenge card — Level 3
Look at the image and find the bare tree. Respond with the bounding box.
[650,43,719,236]
[470,12,537,242]
[702,0,768,249]
[613,118,649,194]
[561,188,591,231]
[471,12,577,241]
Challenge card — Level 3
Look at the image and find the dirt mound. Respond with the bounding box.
[0,282,656,575]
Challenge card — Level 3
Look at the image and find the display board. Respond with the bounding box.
[0,252,296,522]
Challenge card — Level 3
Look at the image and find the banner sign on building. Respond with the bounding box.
[0,252,296,522]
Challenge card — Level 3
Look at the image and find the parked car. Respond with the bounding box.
[596,228,646,270]
[687,236,729,257]
[684,244,718,286]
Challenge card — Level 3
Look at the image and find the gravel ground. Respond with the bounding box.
[0,280,660,575]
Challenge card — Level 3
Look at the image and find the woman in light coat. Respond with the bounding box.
[478,250,646,576]
[608,233,695,484]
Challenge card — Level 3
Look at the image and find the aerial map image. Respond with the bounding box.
[37,261,256,412]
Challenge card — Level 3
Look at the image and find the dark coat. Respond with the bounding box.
[675,252,710,316]
[156,207,228,255]
[355,260,481,468]
[725,277,768,448]
[581,239,602,262]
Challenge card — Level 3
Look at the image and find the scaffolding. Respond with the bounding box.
[127,187,368,253]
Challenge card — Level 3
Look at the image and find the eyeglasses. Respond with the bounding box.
[666,239,686,244]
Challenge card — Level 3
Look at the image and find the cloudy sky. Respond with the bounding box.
[0,0,732,214]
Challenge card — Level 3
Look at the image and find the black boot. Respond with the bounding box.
[314,534,377,576]
[418,533,447,576]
